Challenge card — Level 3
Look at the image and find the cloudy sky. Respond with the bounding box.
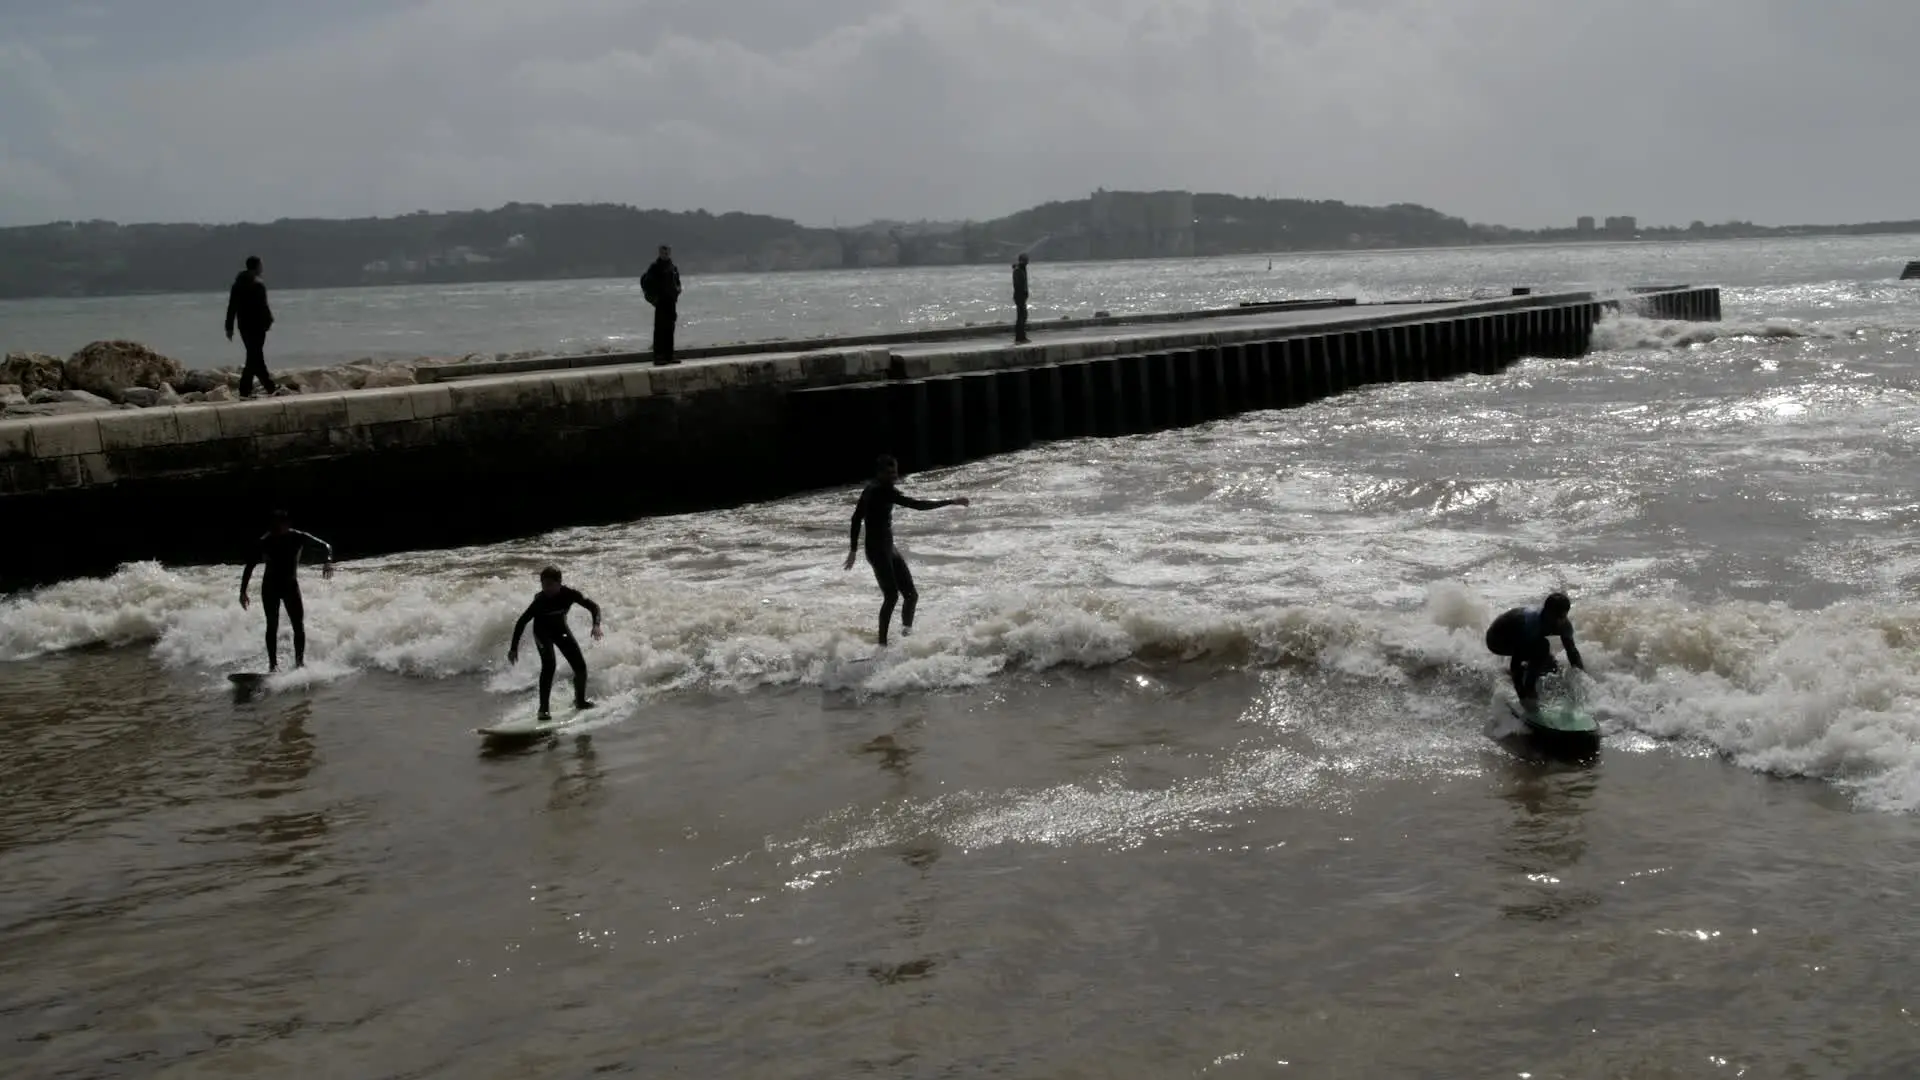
[1,0,1915,229]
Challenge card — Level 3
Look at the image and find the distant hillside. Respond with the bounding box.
[3,192,1919,300]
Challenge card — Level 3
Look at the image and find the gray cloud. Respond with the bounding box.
[1,0,1916,228]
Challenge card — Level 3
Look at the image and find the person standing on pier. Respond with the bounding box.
[843,455,970,648]
[507,566,603,720]
[641,245,683,366]
[1012,252,1031,344]
[224,255,277,397]
[239,509,333,672]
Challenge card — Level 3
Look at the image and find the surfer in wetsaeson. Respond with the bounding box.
[844,454,970,648]
[507,566,603,720]
[239,509,334,672]
[1483,591,1586,706]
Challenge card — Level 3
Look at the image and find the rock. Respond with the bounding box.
[0,383,24,408]
[202,386,234,403]
[286,368,354,394]
[175,368,234,395]
[2,352,66,395]
[156,383,182,406]
[182,391,207,403]
[119,387,162,408]
[359,366,417,389]
[5,391,116,416]
[65,341,185,402]
[28,387,111,407]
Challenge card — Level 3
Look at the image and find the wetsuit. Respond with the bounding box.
[1485,605,1583,701]
[241,528,331,670]
[850,480,960,646]
[225,270,276,397]
[641,257,681,365]
[511,587,601,714]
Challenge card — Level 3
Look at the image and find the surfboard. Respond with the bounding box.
[475,718,562,740]
[1508,699,1601,758]
[1511,699,1598,733]
[229,672,269,686]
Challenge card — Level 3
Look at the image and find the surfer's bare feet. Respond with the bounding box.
[574,700,596,711]
[538,710,552,721]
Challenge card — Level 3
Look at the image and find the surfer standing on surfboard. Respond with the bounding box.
[507,566,603,720]
[239,509,334,672]
[844,455,970,647]
[1484,591,1586,706]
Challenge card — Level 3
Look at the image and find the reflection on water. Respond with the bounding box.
[1495,764,1600,922]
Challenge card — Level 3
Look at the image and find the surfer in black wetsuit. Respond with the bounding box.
[1484,591,1586,704]
[843,455,970,647]
[239,509,333,672]
[507,566,603,719]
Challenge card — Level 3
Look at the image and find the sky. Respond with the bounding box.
[1,0,1916,230]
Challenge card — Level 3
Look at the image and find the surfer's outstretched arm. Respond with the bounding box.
[296,530,336,578]
[890,489,969,511]
[1563,635,1584,671]
[571,589,605,639]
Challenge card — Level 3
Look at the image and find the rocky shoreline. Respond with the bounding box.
[1,341,435,418]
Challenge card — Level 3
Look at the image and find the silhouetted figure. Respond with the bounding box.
[239,509,333,672]
[508,566,604,719]
[225,255,276,397]
[843,455,970,647]
[641,245,682,366]
[1485,591,1587,705]
[1012,253,1030,344]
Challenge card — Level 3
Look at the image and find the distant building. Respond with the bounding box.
[1576,216,1596,233]
[1603,215,1637,234]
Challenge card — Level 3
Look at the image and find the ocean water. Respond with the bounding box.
[5,236,1920,1076]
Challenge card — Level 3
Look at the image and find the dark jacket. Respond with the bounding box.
[225,270,273,336]
[1012,262,1029,302]
[641,258,681,308]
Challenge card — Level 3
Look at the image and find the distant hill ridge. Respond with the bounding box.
[3,189,1918,300]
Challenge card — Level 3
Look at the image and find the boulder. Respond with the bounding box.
[202,386,234,403]
[0,383,24,408]
[359,366,417,389]
[28,387,111,407]
[175,368,235,394]
[286,368,354,394]
[8,388,114,417]
[2,352,66,395]
[120,385,181,408]
[65,341,185,402]
[181,391,207,403]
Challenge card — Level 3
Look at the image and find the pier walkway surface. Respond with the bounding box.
[0,286,1721,589]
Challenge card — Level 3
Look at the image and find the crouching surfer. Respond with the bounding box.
[1485,591,1585,706]
[508,566,604,720]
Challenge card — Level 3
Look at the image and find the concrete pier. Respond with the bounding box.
[0,286,1722,590]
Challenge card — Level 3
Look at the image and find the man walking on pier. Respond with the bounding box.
[844,455,970,648]
[1012,253,1030,344]
[641,245,683,365]
[225,255,277,397]
[240,509,333,672]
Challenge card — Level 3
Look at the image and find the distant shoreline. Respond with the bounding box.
[5,228,1917,304]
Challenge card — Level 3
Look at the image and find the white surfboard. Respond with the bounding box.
[476,717,563,740]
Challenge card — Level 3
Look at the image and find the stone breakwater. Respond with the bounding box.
[0,287,1722,591]
[1,342,422,419]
